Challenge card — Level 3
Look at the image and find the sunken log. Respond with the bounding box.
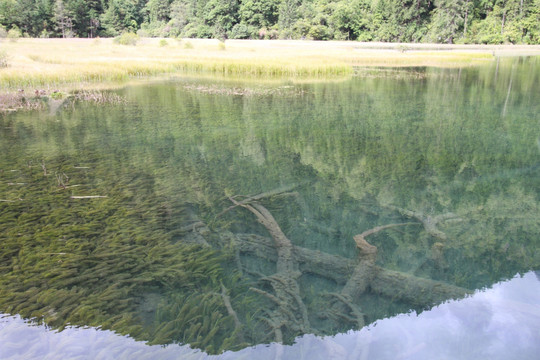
[232,234,470,307]
[341,223,413,299]
[229,199,312,338]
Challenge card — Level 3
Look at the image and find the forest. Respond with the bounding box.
[0,0,539,44]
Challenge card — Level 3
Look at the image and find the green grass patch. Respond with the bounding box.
[0,38,511,91]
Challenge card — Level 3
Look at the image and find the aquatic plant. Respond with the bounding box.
[1,64,538,353]
[0,149,467,352]
[0,39,502,92]
[0,154,247,353]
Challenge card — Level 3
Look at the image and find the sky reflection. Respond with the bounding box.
[1,272,539,360]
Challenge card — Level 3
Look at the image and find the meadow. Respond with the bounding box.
[2,38,539,92]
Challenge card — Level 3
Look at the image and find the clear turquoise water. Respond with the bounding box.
[0,57,539,357]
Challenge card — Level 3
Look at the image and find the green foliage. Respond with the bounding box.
[0,0,539,42]
[113,32,139,45]
[372,0,433,42]
[204,0,240,39]
[49,90,65,99]
[54,0,74,38]
[159,38,168,46]
[229,23,255,39]
[309,24,331,40]
[182,22,212,38]
[39,29,50,38]
[468,7,505,44]
[239,0,280,28]
[151,291,240,352]
[137,28,150,37]
[101,0,143,36]
[328,0,373,40]
[7,26,20,41]
[145,0,170,23]
[426,0,471,43]
[168,0,195,37]
[278,0,301,34]
[522,0,540,44]
[0,24,6,38]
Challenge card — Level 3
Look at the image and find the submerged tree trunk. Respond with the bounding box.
[230,198,311,340]
[224,192,471,345]
[232,233,470,307]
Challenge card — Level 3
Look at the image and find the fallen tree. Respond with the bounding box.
[229,197,312,342]
[231,230,470,307]
[216,191,471,346]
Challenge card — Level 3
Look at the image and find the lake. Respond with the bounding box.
[0,56,539,359]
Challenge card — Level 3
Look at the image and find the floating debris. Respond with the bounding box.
[354,67,429,79]
[182,84,307,97]
[70,195,108,199]
[0,92,45,113]
[72,90,127,105]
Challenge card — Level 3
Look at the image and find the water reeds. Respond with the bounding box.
[0,38,509,91]
[0,59,352,89]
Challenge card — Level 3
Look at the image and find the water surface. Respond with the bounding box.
[0,57,539,356]
[2,272,538,359]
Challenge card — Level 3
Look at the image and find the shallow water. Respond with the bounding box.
[0,57,539,357]
[2,272,539,360]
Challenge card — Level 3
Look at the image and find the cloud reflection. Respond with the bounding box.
[1,272,539,360]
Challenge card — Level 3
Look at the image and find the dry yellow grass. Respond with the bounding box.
[1,38,539,91]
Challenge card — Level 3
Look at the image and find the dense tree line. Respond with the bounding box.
[0,0,539,43]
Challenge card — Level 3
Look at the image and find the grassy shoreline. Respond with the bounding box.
[1,38,540,111]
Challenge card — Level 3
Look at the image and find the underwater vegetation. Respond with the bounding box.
[1,148,537,354]
[0,154,250,352]
[1,59,539,354]
[0,168,436,354]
